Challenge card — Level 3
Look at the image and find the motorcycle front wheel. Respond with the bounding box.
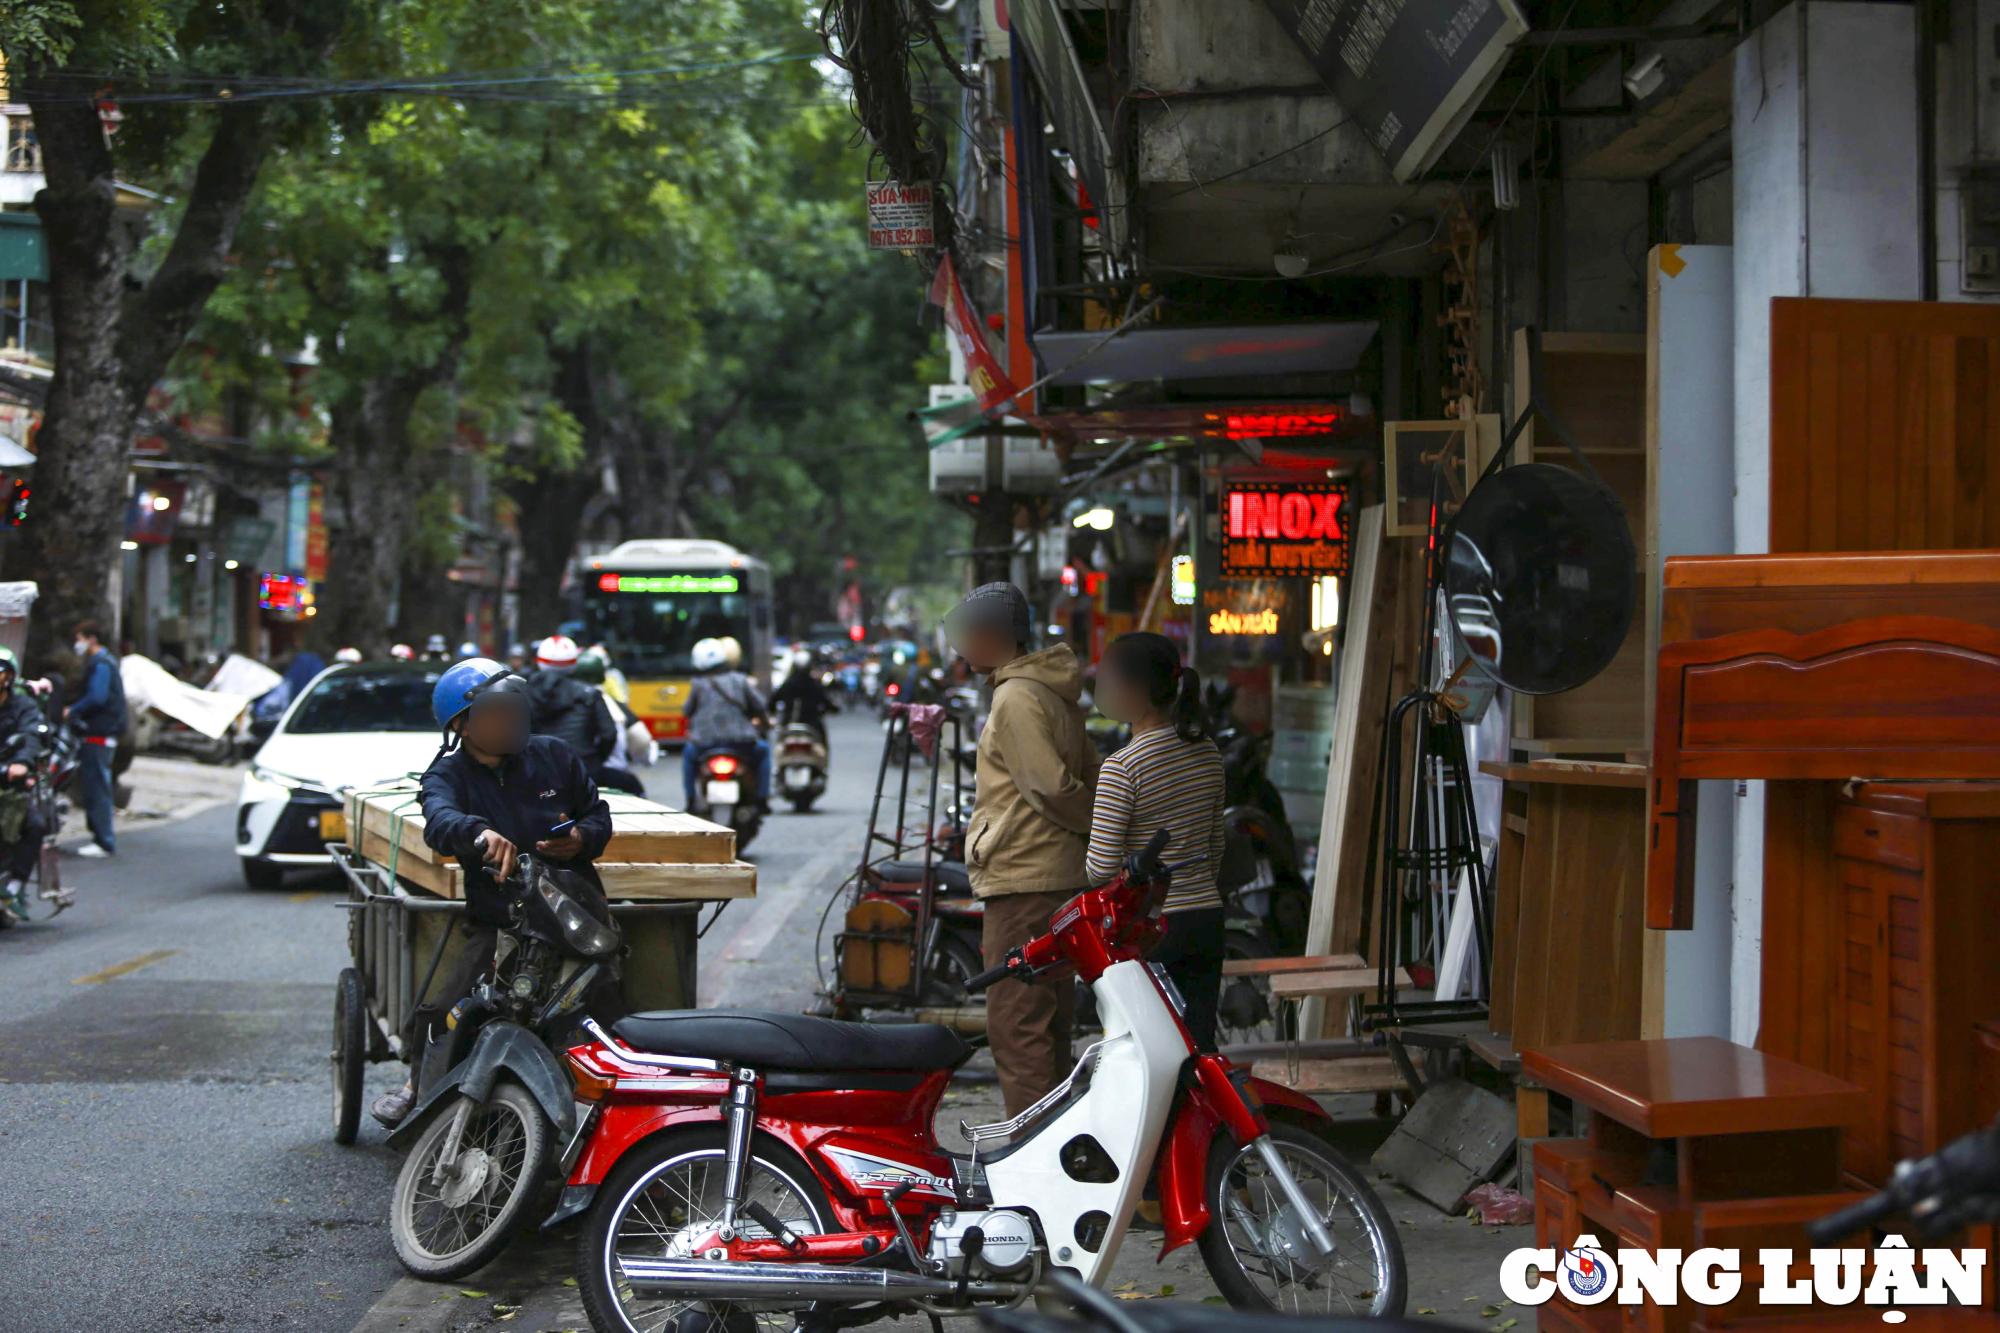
[390,1082,551,1280]
[578,1126,834,1333]
[1197,1121,1406,1317]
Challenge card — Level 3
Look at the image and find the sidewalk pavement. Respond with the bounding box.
[56,754,241,846]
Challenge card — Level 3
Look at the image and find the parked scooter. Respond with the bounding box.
[384,854,623,1279]
[774,722,829,812]
[562,830,1406,1333]
[687,742,765,851]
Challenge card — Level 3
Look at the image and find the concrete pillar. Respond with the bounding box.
[1729,0,1919,1045]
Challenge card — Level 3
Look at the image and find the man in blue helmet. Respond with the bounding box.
[369,656,613,1128]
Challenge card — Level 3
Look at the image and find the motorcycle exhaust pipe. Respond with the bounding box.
[617,1256,1017,1302]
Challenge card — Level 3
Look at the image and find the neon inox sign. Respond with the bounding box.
[1220,479,1351,578]
[596,573,740,594]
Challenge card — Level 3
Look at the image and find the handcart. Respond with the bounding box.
[324,787,753,1145]
[820,701,986,1033]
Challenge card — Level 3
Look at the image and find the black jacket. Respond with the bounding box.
[771,668,839,729]
[0,690,46,769]
[525,669,617,765]
[419,736,613,928]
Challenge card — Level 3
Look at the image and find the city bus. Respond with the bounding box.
[579,539,774,744]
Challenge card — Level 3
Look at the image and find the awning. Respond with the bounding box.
[1030,321,1378,386]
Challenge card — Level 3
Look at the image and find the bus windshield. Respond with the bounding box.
[583,572,750,676]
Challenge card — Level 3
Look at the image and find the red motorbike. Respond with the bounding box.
[556,831,1406,1333]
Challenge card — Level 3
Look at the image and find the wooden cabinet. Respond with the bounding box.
[1764,782,2000,1188]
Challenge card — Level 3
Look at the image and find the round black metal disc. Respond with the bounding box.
[1443,462,1637,696]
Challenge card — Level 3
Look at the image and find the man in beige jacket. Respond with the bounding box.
[945,583,1100,1116]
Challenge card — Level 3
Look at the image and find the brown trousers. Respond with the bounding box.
[981,888,1077,1118]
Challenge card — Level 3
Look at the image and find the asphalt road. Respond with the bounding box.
[0,713,886,1333]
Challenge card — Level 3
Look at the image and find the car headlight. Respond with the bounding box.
[249,766,303,791]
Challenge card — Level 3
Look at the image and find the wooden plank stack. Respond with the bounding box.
[343,785,754,901]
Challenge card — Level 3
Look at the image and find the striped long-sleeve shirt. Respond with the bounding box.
[1084,725,1226,913]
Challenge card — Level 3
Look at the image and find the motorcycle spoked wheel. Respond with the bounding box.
[1197,1121,1407,1317]
[578,1126,835,1333]
[390,1082,552,1280]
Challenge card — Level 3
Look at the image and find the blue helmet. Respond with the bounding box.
[432,657,525,731]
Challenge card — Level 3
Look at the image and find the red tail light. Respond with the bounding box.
[707,755,740,777]
[886,682,900,695]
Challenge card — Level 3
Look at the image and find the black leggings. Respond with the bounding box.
[0,803,46,882]
[1150,905,1227,1051]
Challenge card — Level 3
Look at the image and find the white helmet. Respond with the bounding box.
[390,643,415,660]
[792,648,814,670]
[334,647,363,664]
[691,638,729,672]
[457,641,478,658]
[536,635,581,670]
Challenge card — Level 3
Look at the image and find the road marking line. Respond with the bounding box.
[288,891,317,903]
[73,948,180,984]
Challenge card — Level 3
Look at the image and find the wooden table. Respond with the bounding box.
[1523,1037,1870,1333]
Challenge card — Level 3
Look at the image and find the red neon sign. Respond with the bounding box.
[1220,479,1352,579]
[1207,408,1346,440]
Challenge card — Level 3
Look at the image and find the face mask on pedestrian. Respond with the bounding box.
[72,639,88,658]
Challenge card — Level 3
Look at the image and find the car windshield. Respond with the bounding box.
[583,575,749,676]
[287,669,442,734]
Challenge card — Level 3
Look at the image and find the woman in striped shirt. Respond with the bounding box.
[1085,632,1228,1047]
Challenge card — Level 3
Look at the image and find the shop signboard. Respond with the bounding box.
[1201,580,1292,638]
[304,483,328,583]
[1219,477,1352,579]
[866,181,934,250]
[1261,0,1529,183]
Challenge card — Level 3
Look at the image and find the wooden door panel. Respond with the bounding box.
[1770,298,2000,553]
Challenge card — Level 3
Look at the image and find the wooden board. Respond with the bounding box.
[357,827,754,901]
[1369,1077,1518,1212]
[1270,965,1411,1000]
[347,785,735,867]
[1220,953,1364,977]
[1768,297,2000,554]
[1250,1056,1407,1095]
[1302,504,1391,1037]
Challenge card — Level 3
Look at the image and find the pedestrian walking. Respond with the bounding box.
[1084,632,1227,1048]
[947,583,1100,1118]
[65,619,125,859]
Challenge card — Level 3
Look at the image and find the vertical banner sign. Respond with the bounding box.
[928,254,1025,414]
[1260,0,1529,182]
[285,475,309,572]
[1221,478,1353,578]
[305,483,329,583]
[866,181,935,250]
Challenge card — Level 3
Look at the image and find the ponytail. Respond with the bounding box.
[1106,632,1206,743]
[1170,666,1205,743]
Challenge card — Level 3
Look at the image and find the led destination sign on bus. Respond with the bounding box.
[596,573,741,594]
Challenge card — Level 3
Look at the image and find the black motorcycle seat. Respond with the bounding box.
[611,1009,972,1072]
[875,859,972,894]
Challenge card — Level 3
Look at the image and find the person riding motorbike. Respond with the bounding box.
[572,653,647,796]
[421,634,452,662]
[524,635,618,771]
[0,648,56,923]
[682,636,771,810]
[369,657,614,1128]
[769,647,839,744]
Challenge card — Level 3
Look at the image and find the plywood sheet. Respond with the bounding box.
[348,785,736,867]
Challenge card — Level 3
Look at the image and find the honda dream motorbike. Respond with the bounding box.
[385,854,625,1279]
[556,831,1405,1333]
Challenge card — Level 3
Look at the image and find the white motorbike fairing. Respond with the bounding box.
[978,959,1186,1287]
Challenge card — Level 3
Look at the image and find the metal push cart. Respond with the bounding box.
[821,702,986,1031]
[325,842,703,1144]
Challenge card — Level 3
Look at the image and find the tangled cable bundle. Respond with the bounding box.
[817,0,975,272]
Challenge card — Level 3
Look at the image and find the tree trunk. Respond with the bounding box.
[507,342,606,640]
[9,95,272,660]
[14,100,130,656]
[313,381,426,657]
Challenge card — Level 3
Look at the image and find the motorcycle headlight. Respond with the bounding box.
[533,875,621,960]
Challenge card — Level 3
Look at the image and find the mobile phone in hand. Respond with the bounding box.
[547,818,576,837]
